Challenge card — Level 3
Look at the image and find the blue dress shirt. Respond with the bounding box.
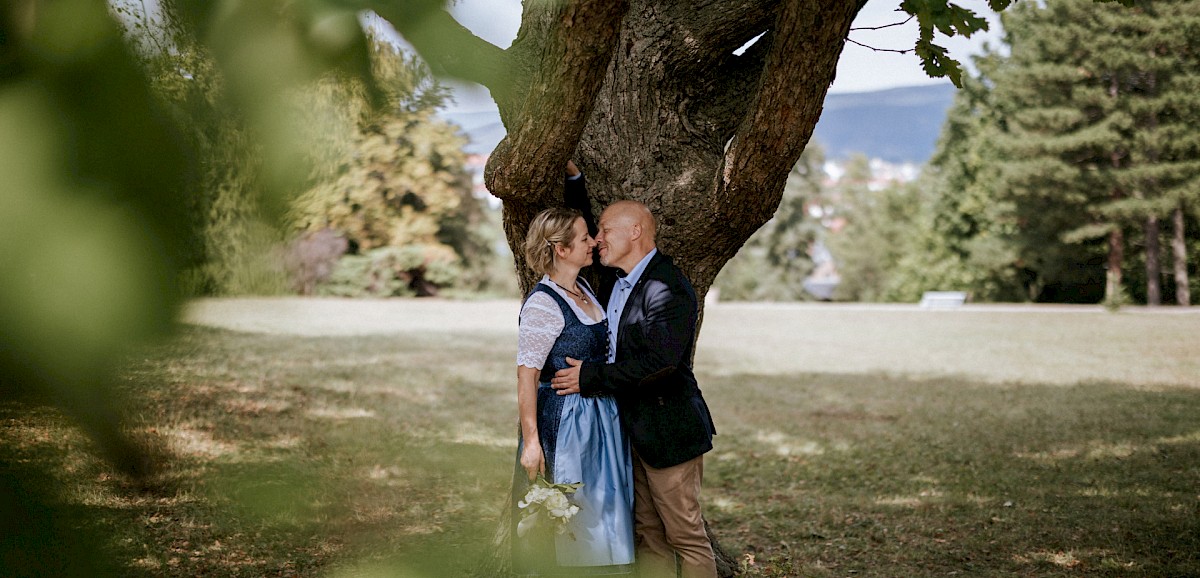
[605,248,657,363]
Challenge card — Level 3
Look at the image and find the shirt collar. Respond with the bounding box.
[619,248,657,289]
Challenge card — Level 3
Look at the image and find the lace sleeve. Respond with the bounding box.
[517,291,565,369]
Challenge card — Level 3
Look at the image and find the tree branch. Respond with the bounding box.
[844,37,912,55]
[714,0,866,233]
[850,14,914,32]
[484,0,629,204]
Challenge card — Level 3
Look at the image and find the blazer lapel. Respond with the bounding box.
[616,252,665,348]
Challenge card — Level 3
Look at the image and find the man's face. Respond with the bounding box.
[596,209,635,271]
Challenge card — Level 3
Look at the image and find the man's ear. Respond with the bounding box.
[629,224,642,241]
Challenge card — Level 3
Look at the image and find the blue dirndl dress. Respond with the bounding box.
[512,283,634,577]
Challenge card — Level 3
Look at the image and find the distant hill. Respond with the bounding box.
[812,83,957,164]
[439,83,958,164]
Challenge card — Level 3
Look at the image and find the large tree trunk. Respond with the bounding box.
[1171,204,1190,306]
[488,0,865,300]
[1145,214,1161,306]
[387,2,867,576]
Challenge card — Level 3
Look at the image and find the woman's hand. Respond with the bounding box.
[520,439,546,481]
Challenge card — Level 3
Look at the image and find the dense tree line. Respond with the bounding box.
[919,0,1199,305]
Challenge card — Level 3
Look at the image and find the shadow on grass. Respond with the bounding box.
[701,370,1200,577]
[1,327,1196,577]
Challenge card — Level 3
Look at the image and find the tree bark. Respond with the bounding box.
[1171,204,1190,306]
[565,0,864,301]
[1145,214,1161,306]
[1106,227,1125,305]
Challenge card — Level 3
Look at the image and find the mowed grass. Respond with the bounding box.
[2,302,1198,577]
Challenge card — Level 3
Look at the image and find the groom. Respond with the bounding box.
[553,166,718,578]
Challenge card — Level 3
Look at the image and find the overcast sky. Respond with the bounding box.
[437,0,1003,114]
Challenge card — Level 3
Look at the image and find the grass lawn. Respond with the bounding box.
[2,300,1198,577]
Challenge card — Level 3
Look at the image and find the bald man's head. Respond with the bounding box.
[596,200,657,273]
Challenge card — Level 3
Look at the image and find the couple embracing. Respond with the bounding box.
[511,164,718,578]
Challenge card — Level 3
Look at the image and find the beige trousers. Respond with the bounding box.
[631,451,717,578]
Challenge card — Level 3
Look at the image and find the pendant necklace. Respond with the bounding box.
[560,283,589,305]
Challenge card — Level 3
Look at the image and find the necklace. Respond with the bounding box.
[560,283,590,305]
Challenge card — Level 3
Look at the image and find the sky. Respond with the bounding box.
[436,0,1005,115]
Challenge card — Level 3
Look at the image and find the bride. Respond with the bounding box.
[510,207,634,576]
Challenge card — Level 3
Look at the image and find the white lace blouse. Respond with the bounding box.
[516,276,605,370]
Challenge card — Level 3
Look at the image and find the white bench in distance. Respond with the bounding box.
[919,291,967,309]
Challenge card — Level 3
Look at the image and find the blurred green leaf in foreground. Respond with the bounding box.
[0,0,451,574]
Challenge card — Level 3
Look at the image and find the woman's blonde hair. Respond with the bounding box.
[524,207,582,275]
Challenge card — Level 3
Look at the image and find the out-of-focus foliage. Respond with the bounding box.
[1,0,197,574]
[285,227,350,295]
[130,4,497,298]
[715,146,827,301]
[145,43,292,296]
[319,245,462,297]
[289,39,494,296]
[824,157,920,302]
[0,0,459,574]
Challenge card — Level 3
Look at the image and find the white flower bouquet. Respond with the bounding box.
[517,475,582,540]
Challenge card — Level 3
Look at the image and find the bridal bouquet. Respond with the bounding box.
[517,475,582,539]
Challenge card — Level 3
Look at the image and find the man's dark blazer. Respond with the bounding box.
[565,175,716,469]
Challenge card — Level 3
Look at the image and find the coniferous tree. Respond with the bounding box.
[1002,1,1200,304]
[1138,2,1200,305]
[923,0,1200,304]
[896,75,1031,301]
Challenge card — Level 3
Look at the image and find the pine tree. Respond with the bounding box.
[1139,1,1200,305]
[928,0,1200,304]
